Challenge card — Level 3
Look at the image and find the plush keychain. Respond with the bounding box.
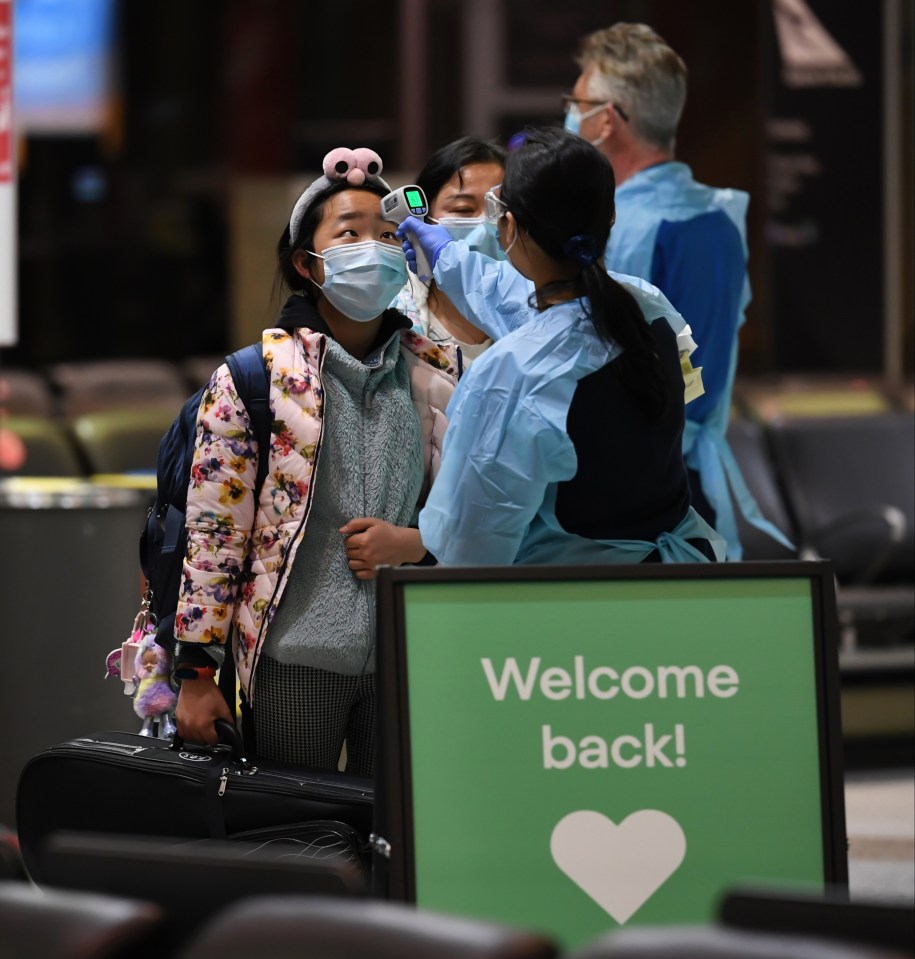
[105,590,176,739]
[132,631,178,739]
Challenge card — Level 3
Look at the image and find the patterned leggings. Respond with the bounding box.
[251,655,375,776]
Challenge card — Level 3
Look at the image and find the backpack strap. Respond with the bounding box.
[225,341,271,498]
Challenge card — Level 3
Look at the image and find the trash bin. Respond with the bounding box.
[0,478,154,827]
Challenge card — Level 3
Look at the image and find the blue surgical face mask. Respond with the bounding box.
[564,101,608,146]
[310,240,407,322]
[434,217,506,261]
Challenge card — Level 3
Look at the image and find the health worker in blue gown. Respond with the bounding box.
[397,127,726,568]
[563,22,792,560]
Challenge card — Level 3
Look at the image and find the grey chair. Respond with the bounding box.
[0,880,163,959]
[766,412,915,661]
[175,895,560,959]
[568,885,912,959]
[567,924,906,959]
[725,416,797,562]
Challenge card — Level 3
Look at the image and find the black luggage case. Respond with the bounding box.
[16,728,374,885]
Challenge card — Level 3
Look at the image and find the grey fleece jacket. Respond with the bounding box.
[262,333,423,675]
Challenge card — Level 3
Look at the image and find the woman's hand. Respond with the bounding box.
[175,678,234,745]
[340,517,426,580]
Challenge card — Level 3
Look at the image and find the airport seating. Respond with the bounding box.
[567,925,906,958]
[0,880,163,959]
[68,407,177,474]
[766,411,915,658]
[733,375,897,422]
[174,894,560,959]
[1,881,908,959]
[0,827,26,881]
[6,832,913,959]
[893,379,914,412]
[0,415,85,476]
[719,886,914,956]
[180,354,224,392]
[725,410,913,755]
[0,367,57,417]
[568,886,913,958]
[47,358,188,419]
[725,416,797,561]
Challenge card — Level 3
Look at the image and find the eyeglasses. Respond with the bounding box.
[560,95,629,123]
[483,185,508,225]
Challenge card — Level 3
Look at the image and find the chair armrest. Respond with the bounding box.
[802,504,906,586]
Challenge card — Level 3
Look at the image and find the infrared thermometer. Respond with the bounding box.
[380,185,433,283]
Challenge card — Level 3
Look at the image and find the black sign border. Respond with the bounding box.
[374,560,848,905]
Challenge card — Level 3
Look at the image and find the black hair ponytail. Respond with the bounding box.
[505,127,669,418]
[578,265,669,418]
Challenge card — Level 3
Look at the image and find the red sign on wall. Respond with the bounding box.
[0,1,11,183]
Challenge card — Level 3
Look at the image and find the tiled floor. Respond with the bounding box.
[845,767,915,902]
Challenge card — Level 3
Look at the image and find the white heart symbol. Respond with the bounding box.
[550,809,686,925]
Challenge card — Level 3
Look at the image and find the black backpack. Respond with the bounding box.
[140,343,271,659]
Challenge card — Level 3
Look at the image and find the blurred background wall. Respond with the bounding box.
[3,0,913,380]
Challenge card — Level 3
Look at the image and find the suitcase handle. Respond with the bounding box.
[171,719,252,768]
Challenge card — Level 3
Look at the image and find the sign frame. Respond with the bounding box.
[373,560,848,922]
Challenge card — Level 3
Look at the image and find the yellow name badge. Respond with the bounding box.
[680,352,705,404]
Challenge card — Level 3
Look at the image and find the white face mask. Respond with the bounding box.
[310,240,407,322]
[433,217,506,261]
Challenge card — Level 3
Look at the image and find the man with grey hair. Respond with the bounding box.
[563,21,790,561]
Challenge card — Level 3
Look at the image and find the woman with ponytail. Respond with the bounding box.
[397,126,724,566]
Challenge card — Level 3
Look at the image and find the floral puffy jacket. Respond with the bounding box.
[175,323,456,697]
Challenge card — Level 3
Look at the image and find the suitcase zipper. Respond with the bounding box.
[46,738,371,806]
[70,738,148,756]
[223,766,372,805]
[61,736,372,803]
[48,739,231,788]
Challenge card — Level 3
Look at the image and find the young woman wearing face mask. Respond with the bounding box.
[398,128,725,568]
[172,149,455,773]
[391,136,506,377]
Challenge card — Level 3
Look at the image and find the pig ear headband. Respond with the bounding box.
[288,147,391,247]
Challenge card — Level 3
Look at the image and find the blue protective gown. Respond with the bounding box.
[606,161,792,560]
[418,243,726,567]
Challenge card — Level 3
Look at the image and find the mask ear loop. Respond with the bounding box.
[292,248,325,293]
[307,252,326,295]
[501,215,518,258]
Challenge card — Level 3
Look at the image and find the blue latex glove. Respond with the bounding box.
[396,216,453,274]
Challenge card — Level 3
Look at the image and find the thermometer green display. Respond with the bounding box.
[381,185,432,281]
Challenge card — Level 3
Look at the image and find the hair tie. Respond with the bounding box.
[563,234,597,267]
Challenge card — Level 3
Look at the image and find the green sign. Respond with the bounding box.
[375,563,846,949]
